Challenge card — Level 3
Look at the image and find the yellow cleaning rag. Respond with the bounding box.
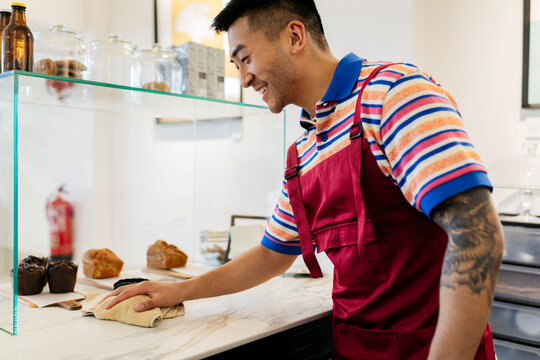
[82,293,184,328]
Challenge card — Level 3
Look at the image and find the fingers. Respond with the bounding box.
[135,298,155,312]
[105,282,149,310]
[97,285,130,305]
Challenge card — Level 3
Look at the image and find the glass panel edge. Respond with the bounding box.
[12,73,18,336]
[1,70,270,110]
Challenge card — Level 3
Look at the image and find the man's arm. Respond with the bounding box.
[104,244,297,311]
[428,186,504,360]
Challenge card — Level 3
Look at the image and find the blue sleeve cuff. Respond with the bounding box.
[261,234,302,255]
[420,171,493,219]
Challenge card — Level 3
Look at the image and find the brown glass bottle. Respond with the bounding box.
[0,10,10,72]
[2,3,33,72]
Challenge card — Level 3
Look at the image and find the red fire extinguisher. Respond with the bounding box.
[46,185,73,261]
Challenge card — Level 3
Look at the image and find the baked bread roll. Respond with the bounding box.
[34,58,57,75]
[56,67,82,78]
[82,248,124,279]
[147,240,187,269]
[142,81,170,92]
[55,59,87,72]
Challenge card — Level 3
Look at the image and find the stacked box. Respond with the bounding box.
[207,47,225,100]
[171,42,208,98]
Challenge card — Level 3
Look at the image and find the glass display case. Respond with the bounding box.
[0,70,285,335]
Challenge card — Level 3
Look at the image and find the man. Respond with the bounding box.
[105,1,504,358]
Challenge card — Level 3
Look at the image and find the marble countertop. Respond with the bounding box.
[1,271,333,360]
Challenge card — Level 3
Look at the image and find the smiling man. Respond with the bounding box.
[104,1,504,359]
[223,3,336,116]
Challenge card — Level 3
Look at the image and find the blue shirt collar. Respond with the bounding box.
[321,52,365,101]
[299,53,364,129]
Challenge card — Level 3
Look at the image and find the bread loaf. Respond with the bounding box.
[147,240,187,269]
[82,248,124,279]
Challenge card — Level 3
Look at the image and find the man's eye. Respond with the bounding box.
[241,55,250,63]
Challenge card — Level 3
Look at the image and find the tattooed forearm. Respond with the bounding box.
[431,187,504,302]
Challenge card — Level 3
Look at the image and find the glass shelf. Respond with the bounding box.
[0,70,268,121]
[0,71,285,335]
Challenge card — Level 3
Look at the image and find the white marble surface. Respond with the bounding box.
[0,274,333,359]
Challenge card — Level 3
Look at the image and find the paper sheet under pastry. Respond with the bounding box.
[0,283,85,308]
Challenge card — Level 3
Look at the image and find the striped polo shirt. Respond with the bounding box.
[261,53,492,255]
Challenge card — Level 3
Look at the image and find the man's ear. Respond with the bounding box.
[285,20,306,55]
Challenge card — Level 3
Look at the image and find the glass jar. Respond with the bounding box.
[34,24,88,78]
[200,229,229,263]
[88,34,141,87]
[140,44,181,93]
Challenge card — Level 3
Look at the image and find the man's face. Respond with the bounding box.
[228,16,296,113]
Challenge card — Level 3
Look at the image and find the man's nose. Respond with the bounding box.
[240,69,254,88]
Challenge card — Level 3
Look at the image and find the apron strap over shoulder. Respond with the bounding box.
[350,63,396,139]
[284,142,323,278]
[349,63,396,253]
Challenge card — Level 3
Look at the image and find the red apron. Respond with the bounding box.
[284,64,496,359]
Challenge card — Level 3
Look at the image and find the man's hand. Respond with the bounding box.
[102,281,185,311]
[428,186,504,359]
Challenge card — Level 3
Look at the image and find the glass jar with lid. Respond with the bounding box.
[33,24,88,98]
[88,34,141,87]
[34,24,88,77]
[140,44,181,93]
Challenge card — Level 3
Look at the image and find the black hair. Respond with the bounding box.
[212,0,328,50]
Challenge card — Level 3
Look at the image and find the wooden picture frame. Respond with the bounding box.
[523,0,540,108]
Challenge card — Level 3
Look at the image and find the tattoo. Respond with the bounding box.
[431,187,503,302]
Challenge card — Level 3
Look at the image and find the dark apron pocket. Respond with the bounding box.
[333,320,435,360]
[332,320,399,360]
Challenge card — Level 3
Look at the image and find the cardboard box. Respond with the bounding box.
[171,42,208,97]
[207,46,225,100]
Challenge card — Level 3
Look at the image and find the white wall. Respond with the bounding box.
[317,0,416,62]
[413,0,524,169]
[21,0,154,51]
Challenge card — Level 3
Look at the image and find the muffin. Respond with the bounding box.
[82,248,124,279]
[21,255,49,269]
[11,256,48,295]
[147,240,188,269]
[47,260,78,293]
